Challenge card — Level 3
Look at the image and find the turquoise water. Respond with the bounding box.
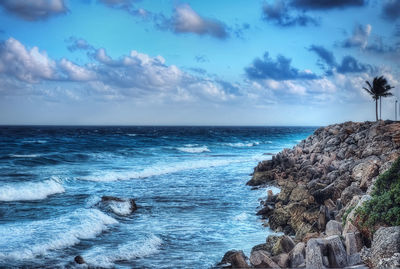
[0,126,315,268]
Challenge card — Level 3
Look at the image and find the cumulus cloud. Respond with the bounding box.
[262,0,319,27]
[382,0,400,21]
[0,37,238,103]
[309,44,373,74]
[290,0,366,10]
[342,24,371,49]
[167,4,228,39]
[0,38,57,83]
[0,0,67,21]
[98,0,149,17]
[66,37,94,52]
[245,52,317,80]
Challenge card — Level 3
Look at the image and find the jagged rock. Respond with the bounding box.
[271,235,295,256]
[370,226,400,268]
[250,250,280,268]
[340,185,363,206]
[74,255,85,264]
[272,253,289,268]
[100,196,137,215]
[376,252,400,268]
[325,220,342,236]
[325,235,348,268]
[344,232,363,255]
[347,253,362,266]
[256,204,274,218]
[251,243,271,255]
[219,250,247,267]
[230,251,250,268]
[306,238,326,269]
[289,242,306,268]
[352,161,379,184]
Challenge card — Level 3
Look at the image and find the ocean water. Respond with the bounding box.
[0,126,315,268]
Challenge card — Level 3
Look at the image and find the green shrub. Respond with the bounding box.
[355,156,400,240]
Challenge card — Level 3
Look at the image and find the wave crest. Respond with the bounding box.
[0,179,65,202]
[176,146,210,153]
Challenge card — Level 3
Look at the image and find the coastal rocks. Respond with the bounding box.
[98,196,137,216]
[219,250,249,268]
[74,255,86,265]
[249,250,279,268]
[305,238,325,269]
[325,220,342,236]
[289,242,306,268]
[370,226,400,268]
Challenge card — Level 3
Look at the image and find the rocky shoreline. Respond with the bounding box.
[220,121,400,268]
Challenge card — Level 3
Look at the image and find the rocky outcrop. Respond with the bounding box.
[219,121,400,268]
[369,226,400,268]
[249,121,400,239]
[219,250,249,268]
[98,196,137,216]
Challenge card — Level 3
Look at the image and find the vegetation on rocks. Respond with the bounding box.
[355,156,400,237]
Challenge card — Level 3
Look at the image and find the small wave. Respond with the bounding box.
[176,146,210,153]
[223,142,260,148]
[233,212,249,221]
[0,209,118,261]
[0,179,65,202]
[9,154,40,158]
[80,159,237,182]
[126,134,137,137]
[22,140,47,144]
[84,235,162,268]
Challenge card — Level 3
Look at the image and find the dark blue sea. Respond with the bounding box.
[0,126,315,268]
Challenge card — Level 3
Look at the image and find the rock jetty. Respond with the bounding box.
[221,121,400,268]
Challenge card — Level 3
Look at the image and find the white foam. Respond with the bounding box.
[233,212,249,221]
[176,145,210,153]
[223,142,260,148]
[22,140,47,144]
[109,201,132,216]
[9,154,40,158]
[126,134,137,137]
[80,159,238,182]
[84,235,162,268]
[0,209,118,261]
[0,179,65,202]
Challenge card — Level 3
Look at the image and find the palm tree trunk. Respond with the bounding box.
[376,99,378,121]
[380,97,382,120]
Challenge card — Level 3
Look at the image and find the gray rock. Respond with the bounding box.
[272,253,289,268]
[344,232,363,255]
[370,226,400,268]
[325,235,348,268]
[376,252,400,268]
[230,251,250,268]
[250,250,280,268]
[289,242,306,268]
[306,238,326,269]
[347,253,362,266]
[219,250,247,267]
[325,220,343,236]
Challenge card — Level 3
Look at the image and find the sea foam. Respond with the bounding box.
[0,179,65,202]
[0,209,118,261]
[84,234,162,268]
[223,142,260,147]
[176,145,210,153]
[80,159,238,182]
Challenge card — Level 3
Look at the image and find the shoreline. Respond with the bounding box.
[220,120,400,268]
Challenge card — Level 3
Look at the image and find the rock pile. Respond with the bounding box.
[221,121,400,268]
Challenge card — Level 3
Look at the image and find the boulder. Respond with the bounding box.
[219,250,246,267]
[289,242,306,268]
[230,251,250,268]
[340,185,363,206]
[250,250,280,268]
[325,220,342,236]
[271,235,295,255]
[100,196,137,215]
[325,235,348,268]
[306,238,326,269]
[74,255,85,264]
[344,232,363,255]
[352,161,379,187]
[370,226,400,268]
[272,253,289,268]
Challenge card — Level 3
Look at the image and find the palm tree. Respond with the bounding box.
[363,76,394,121]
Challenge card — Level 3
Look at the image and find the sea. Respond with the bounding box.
[0,126,316,268]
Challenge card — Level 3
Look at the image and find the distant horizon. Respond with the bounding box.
[0,0,399,125]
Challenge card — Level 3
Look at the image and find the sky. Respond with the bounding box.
[0,0,399,125]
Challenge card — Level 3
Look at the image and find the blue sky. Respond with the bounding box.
[0,0,399,125]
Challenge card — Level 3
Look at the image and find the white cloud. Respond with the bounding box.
[0,0,67,21]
